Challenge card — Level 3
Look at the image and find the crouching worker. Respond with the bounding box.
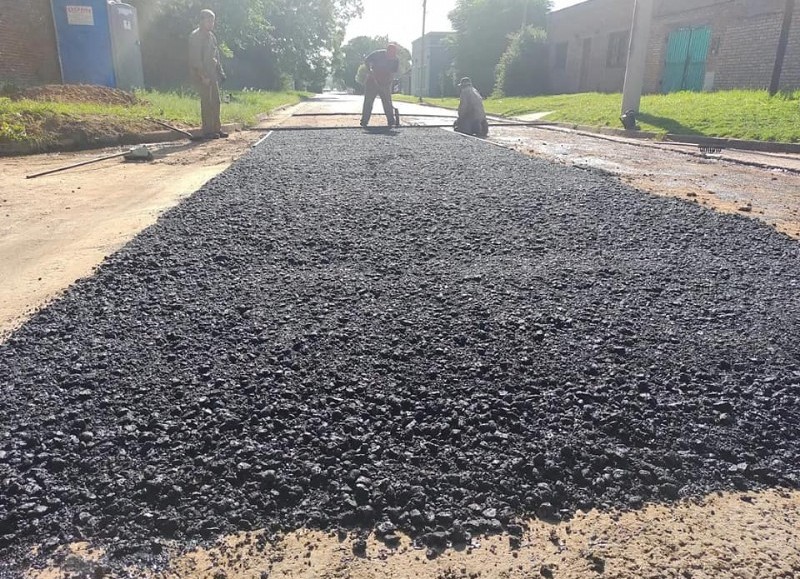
[454,77,488,137]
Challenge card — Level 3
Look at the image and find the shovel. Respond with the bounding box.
[145,117,203,141]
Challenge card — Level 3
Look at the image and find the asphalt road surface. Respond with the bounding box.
[2,124,799,576]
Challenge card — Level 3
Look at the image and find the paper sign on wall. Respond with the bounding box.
[66,5,95,26]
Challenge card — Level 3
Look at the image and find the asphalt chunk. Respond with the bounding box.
[1,129,800,573]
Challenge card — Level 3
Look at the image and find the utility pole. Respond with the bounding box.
[621,0,655,114]
[770,0,795,95]
[419,0,427,102]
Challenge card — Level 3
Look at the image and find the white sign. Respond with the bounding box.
[66,5,95,26]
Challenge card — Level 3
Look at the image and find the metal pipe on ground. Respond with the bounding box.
[253,121,557,132]
[25,146,153,179]
[290,112,458,118]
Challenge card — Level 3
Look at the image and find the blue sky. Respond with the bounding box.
[345,0,587,49]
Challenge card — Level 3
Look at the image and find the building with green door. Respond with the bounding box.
[547,0,800,95]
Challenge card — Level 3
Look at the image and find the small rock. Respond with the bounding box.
[536,502,556,521]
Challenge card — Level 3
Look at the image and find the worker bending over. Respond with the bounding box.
[361,43,400,128]
[455,77,488,137]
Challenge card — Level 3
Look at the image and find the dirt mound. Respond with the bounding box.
[15,84,138,106]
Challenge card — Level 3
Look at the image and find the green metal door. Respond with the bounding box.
[663,28,691,93]
[684,26,711,91]
[662,26,711,93]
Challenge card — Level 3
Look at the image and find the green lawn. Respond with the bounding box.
[0,89,307,144]
[139,89,308,127]
[403,90,800,143]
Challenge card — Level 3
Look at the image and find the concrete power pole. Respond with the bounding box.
[621,0,655,114]
[770,0,796,95]
[419,0,427,102]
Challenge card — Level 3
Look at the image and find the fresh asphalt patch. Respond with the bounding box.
[1,129,799,572]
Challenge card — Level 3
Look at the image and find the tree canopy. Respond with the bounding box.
[129,0,363,90]
[448,0,550,95]
[494,25,549,97]
[332,36,411,92]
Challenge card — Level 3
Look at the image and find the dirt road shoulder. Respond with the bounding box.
[0,131,260,338]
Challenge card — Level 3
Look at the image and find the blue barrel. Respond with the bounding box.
[50,0,116,87]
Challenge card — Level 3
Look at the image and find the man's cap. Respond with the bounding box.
[200,9,216,20]
[459,77,472,87]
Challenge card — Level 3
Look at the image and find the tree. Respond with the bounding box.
[494,26,549,97]
[265,0,364,90]
[128,0,363,90]
[448,0,549,95]
[333,36,412,93]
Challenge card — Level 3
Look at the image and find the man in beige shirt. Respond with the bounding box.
[188,9,227,139]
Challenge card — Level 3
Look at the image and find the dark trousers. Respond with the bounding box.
[197,80,221,136]
[361,77,394,127]
[456,117,489,137]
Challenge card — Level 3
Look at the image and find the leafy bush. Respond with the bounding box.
[494,26,549,97]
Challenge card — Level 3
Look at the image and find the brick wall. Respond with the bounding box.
[645,0,785,92]
[0,0,61,86]
[547,0,800,94]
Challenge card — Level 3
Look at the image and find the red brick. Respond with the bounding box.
[0,0,61,86]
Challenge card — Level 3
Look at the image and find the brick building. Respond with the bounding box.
[0,0,61,86]
[547,0,800,94]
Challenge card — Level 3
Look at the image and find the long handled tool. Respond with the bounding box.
[26,146,153,179]
[145,117,201,141]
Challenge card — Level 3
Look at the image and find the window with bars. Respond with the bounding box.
[606,31,629,68]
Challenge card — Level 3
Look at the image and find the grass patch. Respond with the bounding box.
[140,89,308,127]
[411,90,800,142]
[0,89,307,146]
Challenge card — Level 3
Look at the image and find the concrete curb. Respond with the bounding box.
[404,100,800,156]
[525,122,800,155]
[0,122,244,157]
[661,133,800,154]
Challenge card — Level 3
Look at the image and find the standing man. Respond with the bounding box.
[361,43,400,128]
[454,77,488,137]
[189,9,228,139]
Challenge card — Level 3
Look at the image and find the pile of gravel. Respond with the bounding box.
[2,129,799,571]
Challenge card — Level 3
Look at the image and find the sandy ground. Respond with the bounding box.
[5,96,800,577]
[27,489,800,579]
[0,131,259,338]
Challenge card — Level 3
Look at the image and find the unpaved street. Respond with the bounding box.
[2,94,799,337]
[2,95,800,579]
[0,132,256,337]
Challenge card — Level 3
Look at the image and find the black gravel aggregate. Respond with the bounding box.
[2,129,800,572]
